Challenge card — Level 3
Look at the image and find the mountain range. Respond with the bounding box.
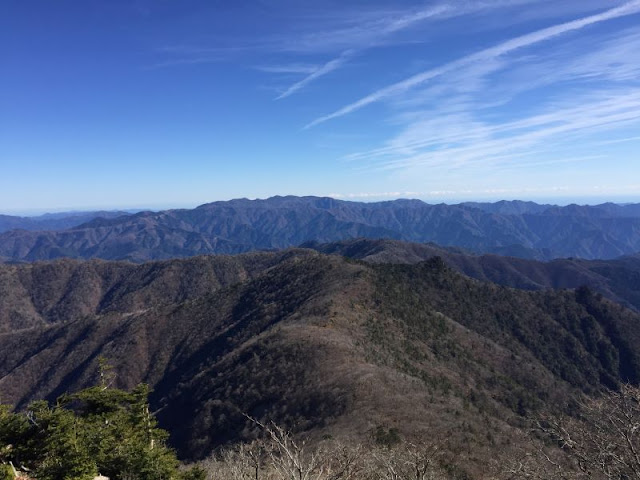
[3,197,640,474]
[0,210,132,233]
[309,238,640,312]
[1,196,640,262]
[2,246,640,473]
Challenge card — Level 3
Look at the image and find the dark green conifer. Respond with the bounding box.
[0,369,203,480]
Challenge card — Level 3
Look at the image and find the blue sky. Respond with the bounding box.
[2,0,640,213]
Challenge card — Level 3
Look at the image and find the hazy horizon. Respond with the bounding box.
[4,194,640,217]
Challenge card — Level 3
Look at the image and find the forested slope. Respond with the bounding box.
[1,250,639,470]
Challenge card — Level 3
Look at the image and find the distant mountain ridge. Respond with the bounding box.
[1,196,640,262]
[0,210,132,233]
[461,200,640,217]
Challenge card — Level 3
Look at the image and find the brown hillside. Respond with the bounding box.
[312,238,640,311]
[1,250,639,474]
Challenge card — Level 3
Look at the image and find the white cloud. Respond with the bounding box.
[366,91,640,172]
[271,4,448,98]
[325,186,591,201]
[271,0,595,99]
[275,50,356,99]
[305,0,640,128]
[254,64,320,74]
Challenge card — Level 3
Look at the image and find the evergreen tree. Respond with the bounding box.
[0,384,204,480]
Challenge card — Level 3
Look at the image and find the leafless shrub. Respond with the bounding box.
[501,383,640,480]
[371,440,448,480]
[202,440,266,480]
[201,417,369,480]
[538,384,640,479]
[495,447,583,480]
[323,442,367,480]
[261,421,327,480]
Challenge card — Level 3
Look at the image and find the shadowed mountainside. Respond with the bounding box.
[0,249,317,333]
[310,238,640,312]
[1,249,640,470]
[2,196,640,262]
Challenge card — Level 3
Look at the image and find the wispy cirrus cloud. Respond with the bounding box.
[153,4,446,70]
[272,4,450,99]
[352,90,640,174]
[268,3,450,55]
[273,0,589,100]
[269,0,611,55]
[305,0,640,128]
[325,185,598,201]
[336,13,640,181]
[349,80,640,164]
[594,135,640,146]
[254,64,320,74]
[275,49,357,99]
[152,1,627,96]
[150,45,257,68]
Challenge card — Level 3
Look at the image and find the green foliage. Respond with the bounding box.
[373,260,640,401]
[0,464,14,480]
[0,383,201,480]
[177,465,206,480]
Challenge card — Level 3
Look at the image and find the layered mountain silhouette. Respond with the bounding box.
[309,238,640,312]
[2,248,640,467]
[3,197,640,472]
[1,196,640,262]
[0,210,132,233]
